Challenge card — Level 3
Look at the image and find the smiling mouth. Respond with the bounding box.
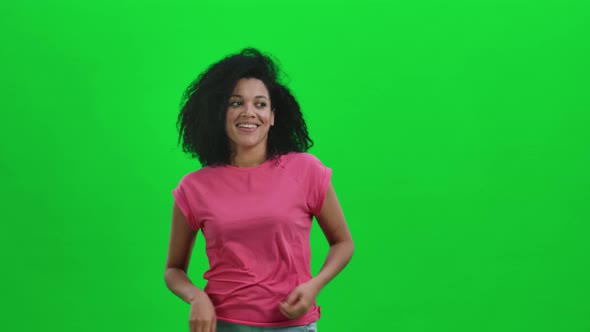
[236,124,259,128]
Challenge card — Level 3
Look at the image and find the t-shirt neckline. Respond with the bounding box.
[222,157,276,172]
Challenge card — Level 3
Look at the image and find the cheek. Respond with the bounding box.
[225,110,236,126]
[264,111,274,124]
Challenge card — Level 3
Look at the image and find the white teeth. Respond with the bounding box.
[237,124,258,128]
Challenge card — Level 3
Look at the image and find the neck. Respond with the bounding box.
[230,145,268,168]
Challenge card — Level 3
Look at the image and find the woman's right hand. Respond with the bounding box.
[189,291,217,332]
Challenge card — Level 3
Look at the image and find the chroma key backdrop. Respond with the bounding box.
[0,0,588,331]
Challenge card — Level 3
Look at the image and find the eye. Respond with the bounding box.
[229,101,242,107]
[256,102,267,108]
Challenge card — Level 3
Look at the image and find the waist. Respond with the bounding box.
[204,277,317,325]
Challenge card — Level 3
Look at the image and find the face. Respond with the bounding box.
[225,78,275,153]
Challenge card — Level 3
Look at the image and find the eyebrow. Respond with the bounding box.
[230,94,269,99]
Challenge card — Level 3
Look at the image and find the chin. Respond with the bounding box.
[233,138,267,149]
[238,141,261,149]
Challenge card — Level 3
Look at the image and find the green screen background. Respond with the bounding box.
[1,0,588,331]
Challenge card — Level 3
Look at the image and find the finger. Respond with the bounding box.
[285,304,304,319]
[284,290,301,306]
[280,301,294,314]
[208,318,217,332]
[279,304,294,319]
[211,317,217,332]
[281,301,293,310]
[289,302,308,316]
[195,320,206,332]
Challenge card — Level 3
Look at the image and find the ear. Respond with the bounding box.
[270,108,275,126]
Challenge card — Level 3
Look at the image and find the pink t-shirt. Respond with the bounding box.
[171,152,332,327]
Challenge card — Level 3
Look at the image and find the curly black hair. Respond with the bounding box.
[176,48,313,167]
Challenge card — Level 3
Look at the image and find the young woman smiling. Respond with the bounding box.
[164,48,354,332]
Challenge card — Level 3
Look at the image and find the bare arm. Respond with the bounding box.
[165,202,217,331]
[164,202,205,304]
[311,182,354,290]
[280,182,354,319]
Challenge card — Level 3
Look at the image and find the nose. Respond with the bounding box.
[241,102,255,116]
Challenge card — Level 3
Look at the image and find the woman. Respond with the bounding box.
[164,48,354,332]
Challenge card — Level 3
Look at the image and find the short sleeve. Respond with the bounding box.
[171,181,201,231]
[305,154,333,216]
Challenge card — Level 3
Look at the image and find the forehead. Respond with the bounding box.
[232,78,269,96]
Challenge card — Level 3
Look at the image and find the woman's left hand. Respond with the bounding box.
[279,280,321,320]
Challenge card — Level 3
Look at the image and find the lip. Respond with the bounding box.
[236,124,259,132]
